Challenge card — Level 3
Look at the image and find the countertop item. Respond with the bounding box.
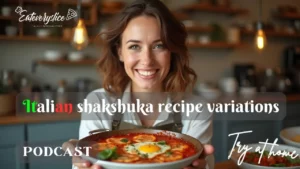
[37,29,51,38]
[1,6,11,16]
[44,50,63,61]
[280,126,300,148]
[5,26,17,36]
[68,51,84,61]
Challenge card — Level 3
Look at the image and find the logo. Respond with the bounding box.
[15,6,77,27]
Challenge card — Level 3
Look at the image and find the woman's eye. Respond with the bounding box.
[129,45,140,50]
[154,44,165,49]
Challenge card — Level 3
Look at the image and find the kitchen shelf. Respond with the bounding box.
[36,59,98,66]
[0,35,100,43]
[0,16,16,20]
[99,8,189,20]
[241,29,300,38]
[23,0,95,7]
[185,26,212,32]
[100,8,122,15]
[0,35,70,42]
[187,42,243,48]
[276,12,300,20]
[181,3,248,15]
[32,59,98,73]
[172,12,190,20]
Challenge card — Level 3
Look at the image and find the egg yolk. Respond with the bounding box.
[139,144,161,153]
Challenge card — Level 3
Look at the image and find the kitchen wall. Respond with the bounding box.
[0,0,299,88]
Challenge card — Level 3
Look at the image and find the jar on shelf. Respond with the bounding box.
[227,26,240,44]
[56,80,68,104]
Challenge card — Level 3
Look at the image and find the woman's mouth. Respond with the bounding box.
[136,69,158,79]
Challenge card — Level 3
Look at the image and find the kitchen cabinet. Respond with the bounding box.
[283,102,300,128]
[212,119,282,162]
[0,125,25,169]
[26,121,80,169]
[0,120,80,169]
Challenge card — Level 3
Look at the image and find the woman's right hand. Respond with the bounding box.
[62,139,102,169]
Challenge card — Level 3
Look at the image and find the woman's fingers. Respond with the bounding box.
[91,164,102,169]
[62,139,78,154]
[192,158,206,167]
[62,139,102,169]
[73,156,92,168]
[199,144,214,158]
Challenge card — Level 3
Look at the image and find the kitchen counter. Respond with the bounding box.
[0,113,80,125]
[215,160,238,169]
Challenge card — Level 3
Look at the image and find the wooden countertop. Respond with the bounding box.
[0,113,80,125]
[215,160,238,169]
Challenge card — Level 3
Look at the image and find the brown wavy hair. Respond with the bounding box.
[97,0,197,95]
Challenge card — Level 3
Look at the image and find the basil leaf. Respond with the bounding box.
[272,163,286,167]
[120,138,128,143]
[263,151,269,156]
[141,154,148,158]
[98,149,113,160]
[166,151,172,156]
[157,141,166,145]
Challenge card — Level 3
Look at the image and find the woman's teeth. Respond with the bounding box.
[137,70,156,76]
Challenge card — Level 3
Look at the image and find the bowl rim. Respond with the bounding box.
[77,129,203,167]
[230,143,300,169]
[280,126,300,145]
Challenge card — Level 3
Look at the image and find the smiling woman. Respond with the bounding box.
[98,0,196,94]
[63,0,214,169]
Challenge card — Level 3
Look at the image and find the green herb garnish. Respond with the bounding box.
[97,147,118,160]
[272,163,286,167]
[120,138,128,143]
[141,154,148,158]
[166,151,173,156]
[157,141,166,145]
[286,156,300,164]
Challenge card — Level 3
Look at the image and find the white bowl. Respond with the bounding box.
[1,6,11,16]
[280,126,300,148]
[78,129,204,169]
[68,52,84,61]
[240,87,257,97]
[5,26,17,36]
[37,29,51,38]
[230,143,300,169]
[44,50,63,61]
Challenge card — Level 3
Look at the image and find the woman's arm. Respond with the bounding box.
[184,108,214,169]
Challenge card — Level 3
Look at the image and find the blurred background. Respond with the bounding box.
[0,0,300,169]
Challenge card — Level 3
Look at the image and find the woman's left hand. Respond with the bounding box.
[183,144,214,169]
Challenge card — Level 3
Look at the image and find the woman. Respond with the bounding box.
[63,0,214,168]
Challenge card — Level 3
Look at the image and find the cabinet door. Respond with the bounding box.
[283,102,300,128]
[212,120,227,162]
[27,121,80,169]
[0,125,25,169]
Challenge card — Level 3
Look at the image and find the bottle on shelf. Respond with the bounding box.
[56,80,68,104]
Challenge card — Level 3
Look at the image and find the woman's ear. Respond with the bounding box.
[118,46,123,62]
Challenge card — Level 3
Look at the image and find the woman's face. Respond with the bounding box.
[118,15,171,92]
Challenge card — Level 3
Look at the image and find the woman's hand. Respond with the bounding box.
[183,144,214,169]
[62,139,102,169]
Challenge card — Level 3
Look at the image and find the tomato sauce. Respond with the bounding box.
[94,132,197,163]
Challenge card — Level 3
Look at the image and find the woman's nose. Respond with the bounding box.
[141,48,153,66]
